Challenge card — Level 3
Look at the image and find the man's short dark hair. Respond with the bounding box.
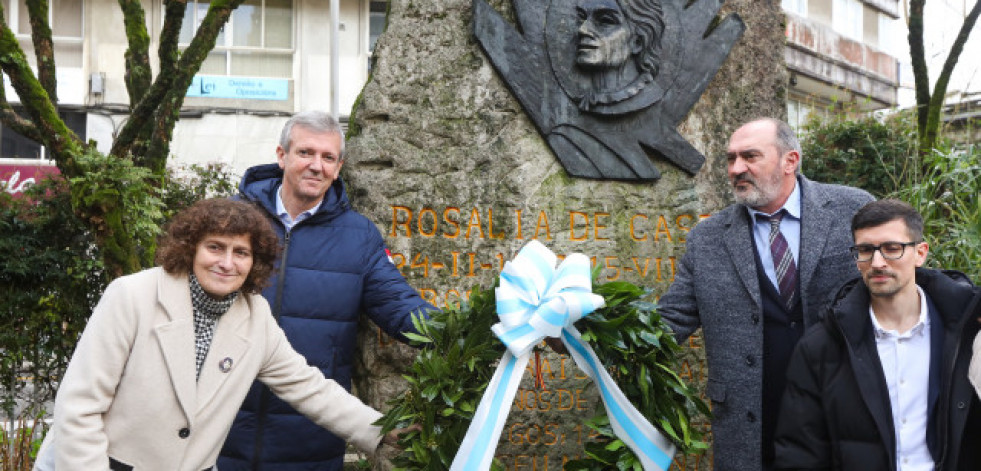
[156,198,280,294]
[851,199,924,242]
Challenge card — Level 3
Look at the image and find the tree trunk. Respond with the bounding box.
[0,23,83,171]
[909,0,981,154]
[907,0,929,149]
[118,0,152,108]
[141,0,246,173]
[0,0,245,277]
[25,0,56,102]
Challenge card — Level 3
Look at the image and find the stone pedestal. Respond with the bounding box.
[346,0,787,469]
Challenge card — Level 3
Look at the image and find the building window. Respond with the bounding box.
[786,97,825,132]
[1,0,83,68]
[878,13,902,57]
[179,0,294,78]
[862,5,879,47]
[809,0,832,25]
[0,110,86,160]
[787,99,806,132]
[368,0,387,53]
[366,0,387,74]
[782,0,807,17]
[832,0,863,41]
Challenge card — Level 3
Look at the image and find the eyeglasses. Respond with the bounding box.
[849,241,921,262]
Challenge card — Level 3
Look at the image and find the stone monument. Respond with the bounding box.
[345,0,788,468]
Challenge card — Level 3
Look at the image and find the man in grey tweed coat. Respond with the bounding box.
[657,118,874,471]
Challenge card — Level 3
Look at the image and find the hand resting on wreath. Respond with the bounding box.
[381,423,423,448]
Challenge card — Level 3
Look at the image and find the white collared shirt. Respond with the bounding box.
[747,180,802,290]
[870,285,933,471]
[275,185,322,231]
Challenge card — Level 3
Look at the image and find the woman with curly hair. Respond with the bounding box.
[34,199,405,471]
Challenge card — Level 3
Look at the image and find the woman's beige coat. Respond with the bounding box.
[34,267,383,470]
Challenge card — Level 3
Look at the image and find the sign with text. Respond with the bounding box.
[0,161,59,197]
[186,76,289,101]
[386,204,709,308]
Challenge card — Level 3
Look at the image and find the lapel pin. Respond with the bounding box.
[219,357,233,373]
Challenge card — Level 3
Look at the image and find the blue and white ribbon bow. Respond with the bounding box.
[449,240,676,471]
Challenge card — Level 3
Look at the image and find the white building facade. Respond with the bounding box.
[782,0,903,128]
[0,0,387,177]
[0,0,908,180]
[894,0,980,108]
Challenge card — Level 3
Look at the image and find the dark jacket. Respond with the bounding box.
[657,176,873,470]
[774,268,981,470]
[218,164,435,470]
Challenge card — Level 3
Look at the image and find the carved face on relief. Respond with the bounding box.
[575,0,637,70]
[477,0,745,179]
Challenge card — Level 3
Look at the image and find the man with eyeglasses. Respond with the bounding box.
[656,118,874,470]
[775,199,981,470]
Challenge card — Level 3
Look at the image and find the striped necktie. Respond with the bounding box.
[764,210,797,310]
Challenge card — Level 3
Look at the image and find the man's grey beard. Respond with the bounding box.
[734,192,766,209]
[731,173,783,211]
[731,182,771,210]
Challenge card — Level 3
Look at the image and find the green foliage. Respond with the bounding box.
[1,0,251,276]
[68,147,166,270]
[800,111,919,197]
[378,286,503,471]
[802,111,981,284]
[159,163,239,219]
[0,177,104,418]
[565,282,710,470]
[895,144,981,282]
[377,280,709,470]
[0,163,236,416]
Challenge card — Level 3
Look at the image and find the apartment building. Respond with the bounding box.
[782,0,902,128]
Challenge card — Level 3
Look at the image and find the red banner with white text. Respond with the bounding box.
[1,161,60,197]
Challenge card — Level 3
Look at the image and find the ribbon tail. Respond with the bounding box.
[561,328,677,471]
[450,350,531,471]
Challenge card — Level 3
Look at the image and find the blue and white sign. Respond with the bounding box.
[187,76,289,101]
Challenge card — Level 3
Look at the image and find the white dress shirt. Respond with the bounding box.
[870,285,933,471]
[276,185,322,231]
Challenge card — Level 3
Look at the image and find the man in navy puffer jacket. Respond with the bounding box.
[218,111,436,470]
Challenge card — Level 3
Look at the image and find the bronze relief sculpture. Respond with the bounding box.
[474,0,745,181]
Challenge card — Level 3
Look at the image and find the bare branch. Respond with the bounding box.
[143,0,246,172]
[108,78,167,157]
[907,0,930,136]
[176,0,245,83]
[909,0,981,153]
[930,0,981,106]
[159,0,187,75]
[110,0,191,160]
[921,0,981,152]
[24,0,56,103]
[116,0,244,170]
[118,0,152,108]
[0,107,42,143]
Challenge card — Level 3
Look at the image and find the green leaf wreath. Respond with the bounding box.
[377,276,710,470]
